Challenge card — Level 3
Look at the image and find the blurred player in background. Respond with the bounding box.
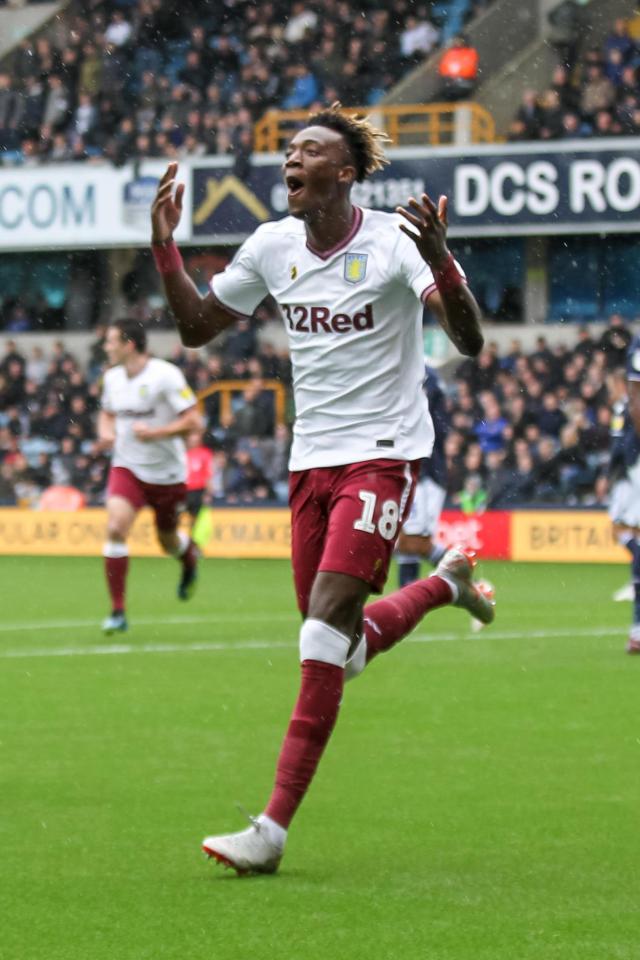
[151,104,495,874]
[98,320,202,634]
[395,364,448,586]
[607,369,635,604]
[185,428,214,529]
[608,360,640,653]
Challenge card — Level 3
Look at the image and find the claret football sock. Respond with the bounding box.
[363,575,453,662]
[174,530,197,565]
[264,659,344,829]
[103,541,129,613]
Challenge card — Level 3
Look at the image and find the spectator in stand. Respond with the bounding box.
[0,71,21,150]
[600,314,633,369]
[104,10,133,48]
[514,89,543,139]
[223,317,257,363]
[550,63,580,113]
[592,109,620,137]
[400,14,440,64]
[78,42,102,98]
[605,46,626,87]
[281,63,320,110]
[260,422,291,504]
[604,18,635,63]
[438,34,479,101]
[0,461,17,506]
[538,88,565,139]
[618,64,639,100]
[580,62,616,122]
[226,448,272,503]
[458,473,487,514]
[284,1,318,45]
[490,448,537,506]
[25,345,48,385]
[233,383,273,438]
[41,74,71,133]
[537,392,567,438]
[534,436,562,502]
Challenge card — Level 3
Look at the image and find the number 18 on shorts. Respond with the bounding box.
[289,458,419,614]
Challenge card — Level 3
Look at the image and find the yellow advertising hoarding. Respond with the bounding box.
[512,510,628,563]
[0,507,628,563]
[0,508,291,559]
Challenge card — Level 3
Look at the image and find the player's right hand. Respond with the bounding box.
[151,162,184,243]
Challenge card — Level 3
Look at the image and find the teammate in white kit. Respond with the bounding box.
[150,104,495,874]
[98,320,202,634]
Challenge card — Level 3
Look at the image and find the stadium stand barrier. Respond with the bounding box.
[197,379,287,428]
[254,102,497,151]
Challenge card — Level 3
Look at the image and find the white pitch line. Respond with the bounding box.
[0,613,299,633]
[0,625,623,660]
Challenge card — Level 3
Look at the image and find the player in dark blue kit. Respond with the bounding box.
[395,365,449,586]
[609,344,640,653]
[607,368,635,604]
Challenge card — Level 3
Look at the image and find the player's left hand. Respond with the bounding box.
[396,193,449,268]
[133,422,157,442]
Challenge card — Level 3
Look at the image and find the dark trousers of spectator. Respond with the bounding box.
[439,78,477,102]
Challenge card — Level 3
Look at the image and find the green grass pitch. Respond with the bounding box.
[2,555,639,960]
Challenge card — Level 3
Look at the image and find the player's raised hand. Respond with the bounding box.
[151,162,185,243]
[396,193,449,268]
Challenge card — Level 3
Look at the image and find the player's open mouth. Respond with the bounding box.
[286,176,305,198]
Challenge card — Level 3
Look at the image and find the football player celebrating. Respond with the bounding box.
[151,104,495,873]
[98,320,202,634]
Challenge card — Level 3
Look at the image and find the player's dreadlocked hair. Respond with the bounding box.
[307,102,390,183]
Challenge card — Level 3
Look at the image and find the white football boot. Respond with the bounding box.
[470,579,496,632]
[434,547,496,626]
[612,582,634,602]
[202,818,284,875]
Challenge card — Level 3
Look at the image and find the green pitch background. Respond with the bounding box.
[1,556,639,960]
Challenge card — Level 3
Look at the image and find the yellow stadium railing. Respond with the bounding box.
[254,102,496,153]
[197,379,287,428]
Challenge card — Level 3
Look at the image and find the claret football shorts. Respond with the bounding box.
[289,458,419,615]
[107,466,187,531]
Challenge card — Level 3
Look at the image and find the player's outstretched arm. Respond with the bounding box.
[151,163,236,349]
[396,193,484,358]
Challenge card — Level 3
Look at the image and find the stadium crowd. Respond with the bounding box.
[508,14,640,141]
[0,0,491,167]
[0,314,634,512]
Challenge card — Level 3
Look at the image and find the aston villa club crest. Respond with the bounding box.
[344,253,368,284]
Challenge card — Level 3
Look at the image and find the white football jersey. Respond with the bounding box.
[211,206,462,470]
[101,357,196,484]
